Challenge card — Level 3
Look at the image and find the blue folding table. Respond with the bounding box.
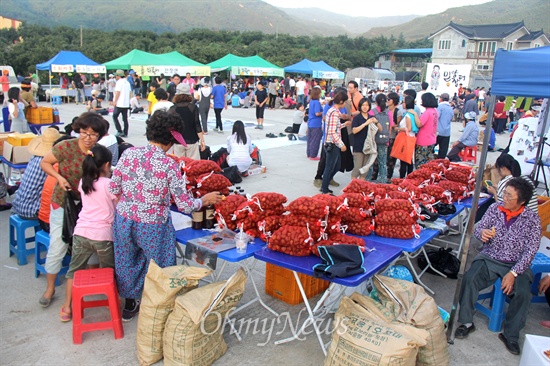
[368,228,441,294]
[175,228,278,319]
[254,242,402,354]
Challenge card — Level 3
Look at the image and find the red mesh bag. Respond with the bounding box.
[437,180,467,201]
[251,192,288,211]
[342,179,375,194]
[341,193,371,209]
[280,214,323,240]
[426,159,450,168]
[374,210,415,226]
[445,169,470,184]
[448,164,473,175]
[375,199,413,214]
[384,184,401,192]
[342,207,371,223]
[422,184,446,199]
[403,178,424,186]
[311,233,366,256]
[345,220,374,236]
[257,215,282,233]
[183,160,222,176]
[312,194,347,216]
[388,191,411,200]
[372,186,387,198]
[195,172,232,194]
[398,182,423,198]
[406,168,433,181]
[287,196,328,218]
[375,224,415,239]
[268,225,313,256]
[215,194,247,230]
[391,178,405,185]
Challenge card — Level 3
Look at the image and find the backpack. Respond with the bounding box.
[74,78,83,89]
[374,110,390,145]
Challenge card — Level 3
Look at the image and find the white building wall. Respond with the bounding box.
[431,29,468,59]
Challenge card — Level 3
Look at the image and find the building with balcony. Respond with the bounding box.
[428,21,549,85]
[375,48,432,79]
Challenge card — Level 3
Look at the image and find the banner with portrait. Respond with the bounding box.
[425,63,471,97]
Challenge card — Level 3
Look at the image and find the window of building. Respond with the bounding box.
[462,40,466,47]
[476,64,491,70]
[478,41,497,55]
[506,42,513,50]
[534,43,541,47]
[438,39,451,50]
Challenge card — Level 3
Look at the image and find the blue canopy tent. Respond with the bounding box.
[284,58,344,79]
[448,45,550,341]
[36,50,105,97]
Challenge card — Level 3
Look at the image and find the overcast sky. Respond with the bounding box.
[263,0,494,17]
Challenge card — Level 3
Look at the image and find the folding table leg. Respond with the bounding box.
[230,259,279,317]
[275,271,328,356]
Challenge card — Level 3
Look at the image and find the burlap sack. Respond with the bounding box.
[137,260,212,366]
[324,296,428,366]
[373,275,450,366]
[163,268,247,366]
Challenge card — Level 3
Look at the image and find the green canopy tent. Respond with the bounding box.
[207,54,284,78]
[103,49,210,76]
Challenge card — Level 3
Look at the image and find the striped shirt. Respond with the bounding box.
[324,106,344,148]
[12,156,46,218]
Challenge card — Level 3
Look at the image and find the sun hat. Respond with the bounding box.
[175,83,191,95]
[531,105,541,111]
[464,111,477,120]
[27,128,61,157]
[115,69,125,77]
[91,89,99,96]
[108,73,114,78]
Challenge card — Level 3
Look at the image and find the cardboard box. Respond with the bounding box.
[0,132,13,157]
[7,132,36,147]
[247,164,266,176]
[3,141,31,164]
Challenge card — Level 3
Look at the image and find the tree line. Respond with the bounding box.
[0,24,430,78]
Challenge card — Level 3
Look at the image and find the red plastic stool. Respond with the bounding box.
[72,268,124,344]
[459,145,477,163]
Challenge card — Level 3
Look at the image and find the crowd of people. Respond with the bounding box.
[2,70,547,356]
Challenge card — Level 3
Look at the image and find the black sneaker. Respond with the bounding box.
[498,333,520,355]
[122,299,140,322]
[454,323,476,339]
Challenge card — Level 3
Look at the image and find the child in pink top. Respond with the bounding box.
[59,145,116,322]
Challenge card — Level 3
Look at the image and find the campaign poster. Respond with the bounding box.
[425,63,471,97]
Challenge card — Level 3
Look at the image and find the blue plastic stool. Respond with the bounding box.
[35,230,71,287]
[531,252,550,303]
[9,215,40,265]
[475,278,506,332]
[52,96,62,105]
[508,121,517,133]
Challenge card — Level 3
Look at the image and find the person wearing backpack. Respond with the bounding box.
[72,72,85,105]
[365,94,391,183]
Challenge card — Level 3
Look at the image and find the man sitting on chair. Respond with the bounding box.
[454,177,541,355]
[447,111,479,162]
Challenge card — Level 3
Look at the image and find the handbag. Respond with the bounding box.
[62,190,82,252]
[313,245,367,279]
[390,131,416,164]
[417,248,460,279]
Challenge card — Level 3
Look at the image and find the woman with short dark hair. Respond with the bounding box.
[321,92,348,194]
[456,177,541,355]
[38,112,108,308]
[110,111,222,321]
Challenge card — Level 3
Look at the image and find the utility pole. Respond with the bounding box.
[80,25,83,48]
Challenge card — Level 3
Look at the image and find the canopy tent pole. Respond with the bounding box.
[48,70,52,104]
[446,94,497,343]
[530,103,550,195]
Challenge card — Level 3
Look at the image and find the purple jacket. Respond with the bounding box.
[474,203,541,274]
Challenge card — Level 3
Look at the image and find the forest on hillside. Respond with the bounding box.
[0,24,431,76]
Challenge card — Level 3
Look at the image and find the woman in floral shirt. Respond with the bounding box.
[110,111,222,321]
